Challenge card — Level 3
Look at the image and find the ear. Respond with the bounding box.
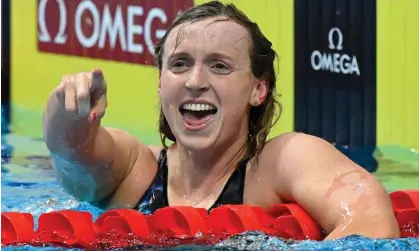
[249,77,268,106]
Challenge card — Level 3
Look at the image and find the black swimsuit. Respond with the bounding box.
[135,148,249,215]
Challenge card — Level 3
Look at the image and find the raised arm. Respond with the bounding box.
[42,70,158,209]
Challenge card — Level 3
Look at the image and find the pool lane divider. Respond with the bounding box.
[2,190,418,249]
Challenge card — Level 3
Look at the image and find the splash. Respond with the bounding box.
[4,197,81,220]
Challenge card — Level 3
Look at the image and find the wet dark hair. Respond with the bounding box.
[154,1,282,161]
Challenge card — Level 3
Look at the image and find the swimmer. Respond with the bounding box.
[42,1,399,240]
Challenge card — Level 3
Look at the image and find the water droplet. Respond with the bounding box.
[336,201,354,231]
[188,150,192,155]
[256,177,261,182]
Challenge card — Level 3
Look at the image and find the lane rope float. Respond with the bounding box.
[2,190,418,249]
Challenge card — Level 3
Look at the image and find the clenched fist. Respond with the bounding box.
[55,69,107,122]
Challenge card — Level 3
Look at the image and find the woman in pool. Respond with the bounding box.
[43,1,399,240]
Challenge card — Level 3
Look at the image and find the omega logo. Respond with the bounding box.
[38,0,68,44]
[310,27,360,76]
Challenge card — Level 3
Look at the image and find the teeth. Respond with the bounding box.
[181,103,216,111]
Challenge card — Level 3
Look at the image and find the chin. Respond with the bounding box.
[173,117,223,151]
[178,133,221,150]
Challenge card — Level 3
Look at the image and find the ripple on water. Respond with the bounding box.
[113,232,419,251]
[2,126,419,250]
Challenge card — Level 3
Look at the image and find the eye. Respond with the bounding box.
[170,59,190,73]
[209,62,232,75]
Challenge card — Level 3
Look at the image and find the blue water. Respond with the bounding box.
[2,110,419,250]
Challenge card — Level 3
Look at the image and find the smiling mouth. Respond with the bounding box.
[179,103,218,130]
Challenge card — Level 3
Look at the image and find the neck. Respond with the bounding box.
[171,134,248,195]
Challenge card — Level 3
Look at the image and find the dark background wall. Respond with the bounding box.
[2,0,11,126]
[294,0,377,172]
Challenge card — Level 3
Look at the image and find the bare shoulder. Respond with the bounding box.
[257,132,301,166]
[259,132,370,192]
[260,132,326,162]
[265,131,331,150]
[262,131,349,166]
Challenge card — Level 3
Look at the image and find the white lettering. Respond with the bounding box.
[38,0,51,42]
[144,8,167,54]
[310,27,360,76]
[127,6,144,54]
[340,54,350,74]
[328,27,343,50]
[75,1,100,48]
[310,51,360,76]
[68,2,175,55]
[54,0,68,44]
[98,5,126,50]
[38,0,67,44]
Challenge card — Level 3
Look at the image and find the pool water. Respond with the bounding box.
[2,116,419,250]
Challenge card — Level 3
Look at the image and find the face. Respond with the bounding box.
[158,17,267,151]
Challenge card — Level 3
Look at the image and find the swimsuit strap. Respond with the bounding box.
[135,149,168,215]
[135,148,249,214]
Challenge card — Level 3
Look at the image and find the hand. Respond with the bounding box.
[55,69,107,122]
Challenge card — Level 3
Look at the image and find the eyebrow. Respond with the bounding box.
[206,52,235,62]
[167,51,235,63]
[167,51,190,62]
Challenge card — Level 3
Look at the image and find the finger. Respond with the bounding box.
[64,83,77,113]
[55,81,66,103]
[75,73,91,117]
[90,69,105,91]
[88,95,107,122]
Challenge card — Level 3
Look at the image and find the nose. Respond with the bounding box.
[184,64,209,92]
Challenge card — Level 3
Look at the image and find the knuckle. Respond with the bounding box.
[61,79,74,88]
[77,72,89,80]
[77,90,90,99]
[84,71,93,80]
[55,82,65,92]
[61,74,75,82]
[78,73,91,85]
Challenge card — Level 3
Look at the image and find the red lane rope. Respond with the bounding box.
[2,190,418,249]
